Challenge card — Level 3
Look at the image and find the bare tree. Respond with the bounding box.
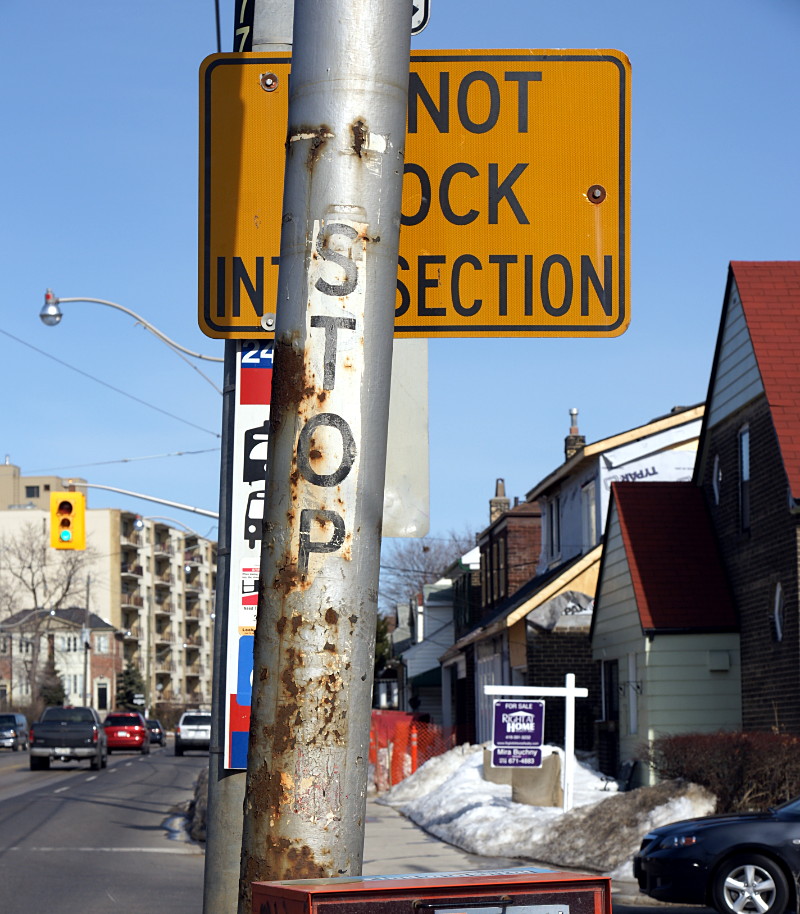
[0,521,94,706]
[379,528,476,615]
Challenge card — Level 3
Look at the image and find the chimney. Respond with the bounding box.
[490,477,511,523]
[565,407,586,460]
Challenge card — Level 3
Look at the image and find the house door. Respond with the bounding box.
[597,659,620,776]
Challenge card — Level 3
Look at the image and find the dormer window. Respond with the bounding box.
[547,496,561,559]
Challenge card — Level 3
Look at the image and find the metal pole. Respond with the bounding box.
[202,342,241,914]
[239,0,411,905]
[203,9,295,913]
[82,574,91,706]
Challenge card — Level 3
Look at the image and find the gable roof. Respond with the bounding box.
[0,607,116,631]
[731,261,800,497]
[526,404,704,502]
[610,481,737,633]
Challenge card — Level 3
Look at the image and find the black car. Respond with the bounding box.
[634,796,800,914]
[146,719,166,746]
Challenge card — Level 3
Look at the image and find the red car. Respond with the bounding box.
[103,711,150,754]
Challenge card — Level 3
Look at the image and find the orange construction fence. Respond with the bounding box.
[370,710,457,791]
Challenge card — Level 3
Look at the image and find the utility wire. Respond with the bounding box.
[0,327,220,439]
[28,448,219,473]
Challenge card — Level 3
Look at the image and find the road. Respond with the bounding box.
[0,740,206,913]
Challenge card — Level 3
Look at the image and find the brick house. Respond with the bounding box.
[0,607,124,712]
[589,260,800,783]
[693,261,800,733]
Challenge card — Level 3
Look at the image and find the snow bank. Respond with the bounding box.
[378,743,716,875]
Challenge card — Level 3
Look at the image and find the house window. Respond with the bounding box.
[581,480,597,550]
[739,425,750,530]
[712,454,722,505]
[773,583,785,642]
[627,653,638,735]
[25,485,40,499]
[498,537,506,599]
[547,496,561,559]
[95,634,109,654]
[601,660,619,722]
[491,542,498,601]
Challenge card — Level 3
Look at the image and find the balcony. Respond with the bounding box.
[155,631,174,645]
[120,562,143,578]
[184,603,201,618]
[154,571,174,588]
[122,626,141,641]
[183,635,203,649]
[154,601,174,617]
[120,592,144,608]
[154,541,174,556]
[185,663,206,678]
[154,658,175,673]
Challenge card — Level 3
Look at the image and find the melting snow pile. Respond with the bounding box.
[378,743,716,878]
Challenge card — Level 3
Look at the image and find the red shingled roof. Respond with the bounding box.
[612,481,737,632]
[731,261,800,497]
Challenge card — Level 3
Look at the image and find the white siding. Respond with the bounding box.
[592,511,643,656]
[593,506,742,782]
[708,283,763,427]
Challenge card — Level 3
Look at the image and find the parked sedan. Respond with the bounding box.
[634,796,800,914]
[146,719,166,746]
[103,711,150,754]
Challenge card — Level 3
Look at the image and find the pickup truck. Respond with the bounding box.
[29,706,108,771]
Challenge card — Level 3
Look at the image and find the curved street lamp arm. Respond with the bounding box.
[56,297,224,363]
[71,481,219,519]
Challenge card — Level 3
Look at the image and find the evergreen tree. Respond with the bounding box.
[38,657,66,707]
[116,662,146,710]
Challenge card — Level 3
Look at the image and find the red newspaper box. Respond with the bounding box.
[252,867,611,914]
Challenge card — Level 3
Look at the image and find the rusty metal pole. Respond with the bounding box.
[238,0,412,907]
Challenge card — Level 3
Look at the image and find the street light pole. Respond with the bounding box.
[65,481,219,519]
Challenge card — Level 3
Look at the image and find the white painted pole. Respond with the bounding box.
[564,673,576,813]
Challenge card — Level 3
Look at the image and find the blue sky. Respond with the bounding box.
[1,0,798,542]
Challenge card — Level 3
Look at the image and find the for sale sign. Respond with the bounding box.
[492,699,544,768]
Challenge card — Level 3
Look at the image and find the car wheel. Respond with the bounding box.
[175,742,183,757]
[30,756,49,771]
[101,751,108,769]
[712,854,790,914]
[141,742,150,755]
[12,744,19,752]
[90,752,101,770]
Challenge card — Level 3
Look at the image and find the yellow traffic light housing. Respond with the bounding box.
[50,491,86,550]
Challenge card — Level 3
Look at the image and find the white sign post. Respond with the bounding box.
[485,673,589,812]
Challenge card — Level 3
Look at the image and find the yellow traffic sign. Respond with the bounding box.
[199,50,630,339]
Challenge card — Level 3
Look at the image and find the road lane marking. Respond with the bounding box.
[53,786,70,793]
[85,776,97,782]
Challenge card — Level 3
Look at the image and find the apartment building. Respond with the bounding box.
[0,461,216,714]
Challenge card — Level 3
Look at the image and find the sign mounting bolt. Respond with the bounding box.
[587,184,606,204]
[261,313,276,331]
[259,72,279,92]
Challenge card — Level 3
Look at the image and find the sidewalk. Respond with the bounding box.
[363,798,649,905]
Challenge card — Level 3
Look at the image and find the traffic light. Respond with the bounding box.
[50,491,86,550]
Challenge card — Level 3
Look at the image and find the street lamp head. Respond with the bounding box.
[40,289,63,327]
